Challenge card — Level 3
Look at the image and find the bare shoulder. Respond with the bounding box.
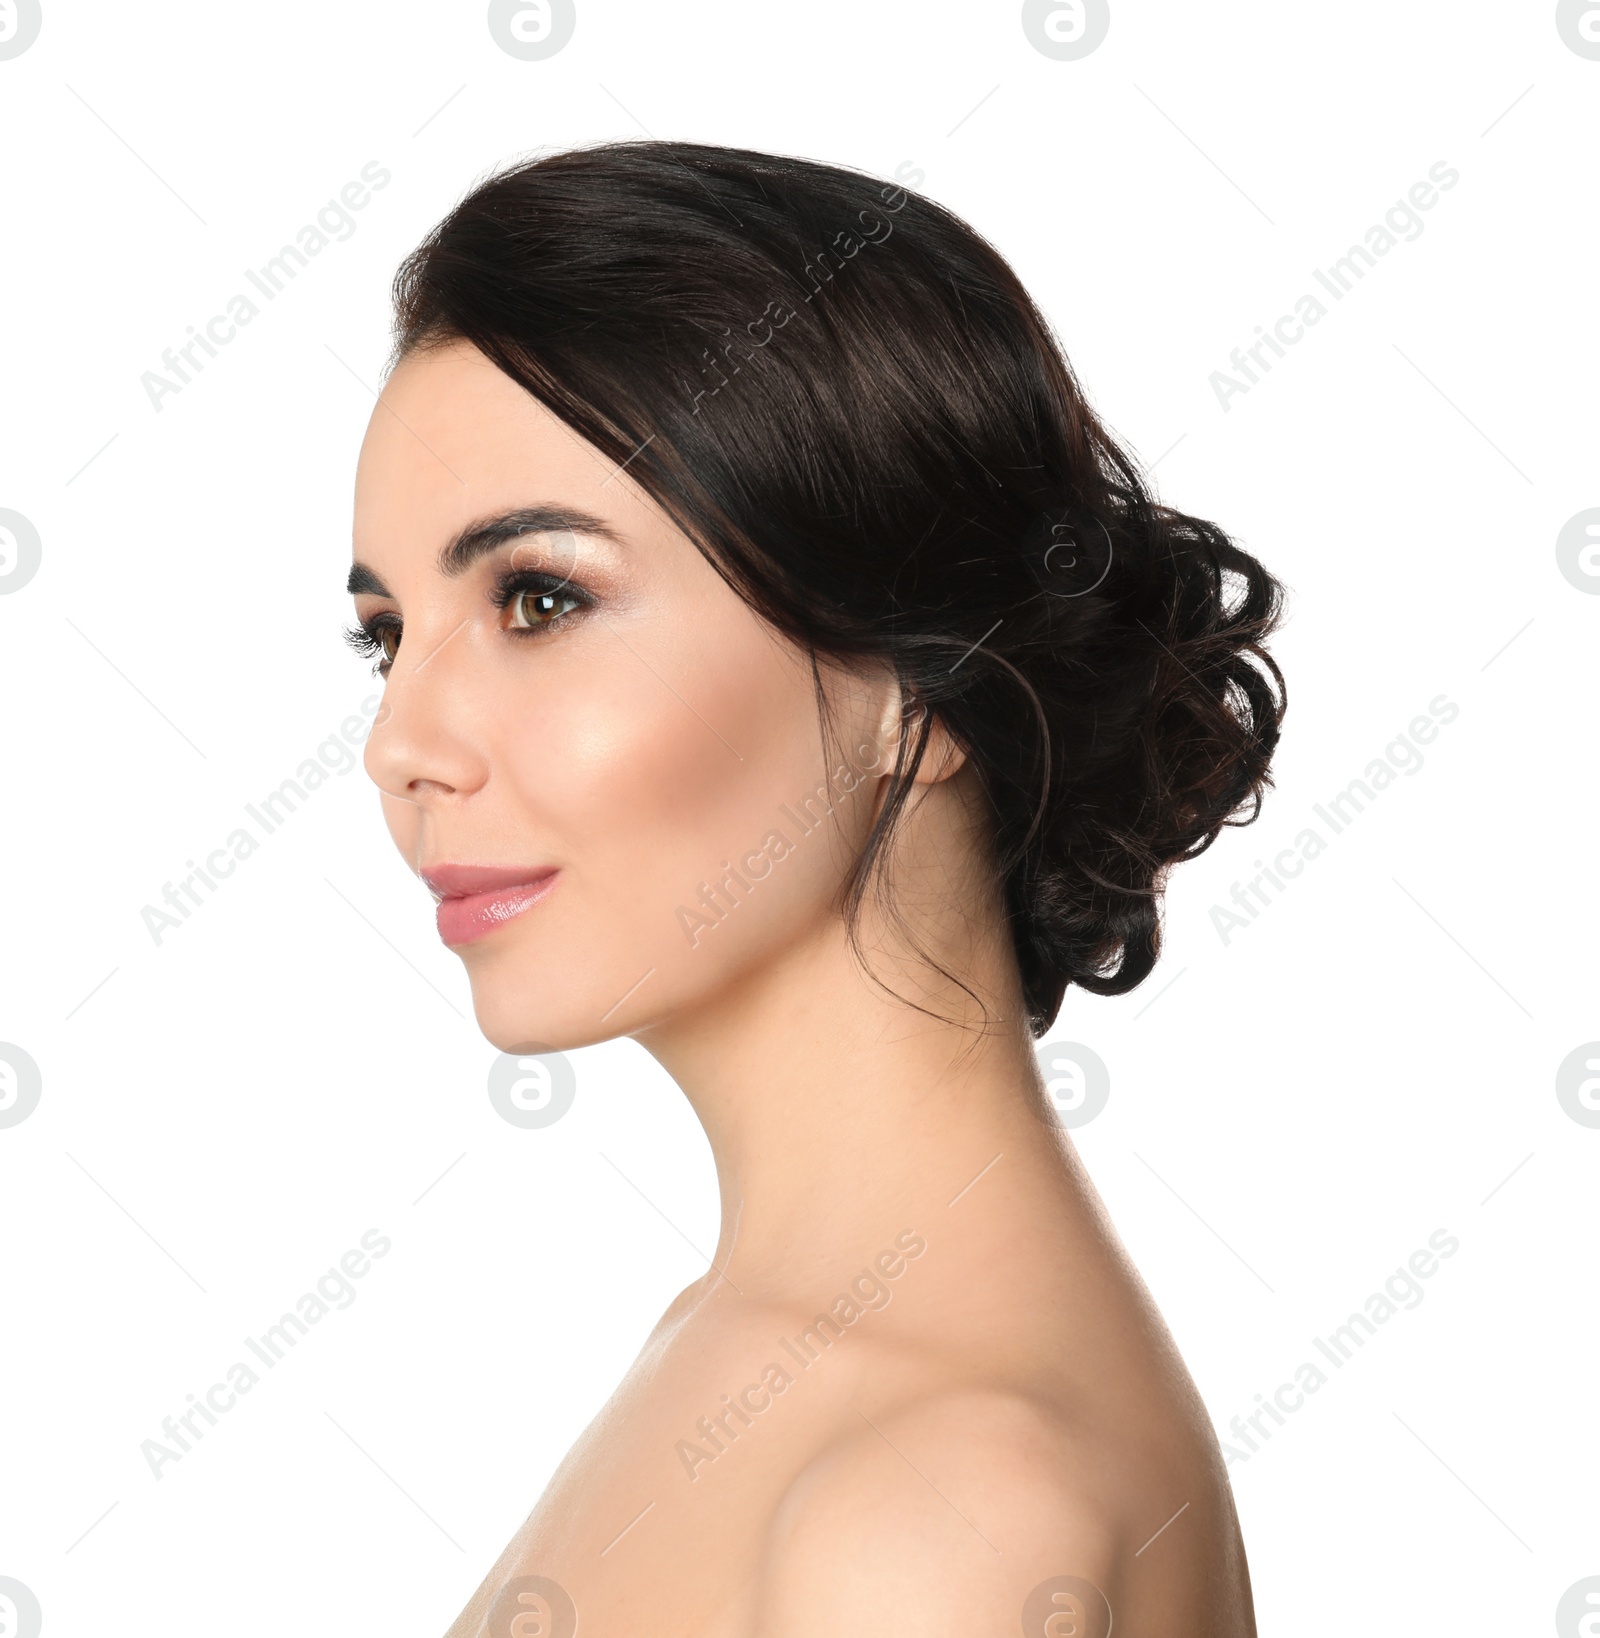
[752,1386,1128,1637]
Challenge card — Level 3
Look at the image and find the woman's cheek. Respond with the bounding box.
[507,651,806,921]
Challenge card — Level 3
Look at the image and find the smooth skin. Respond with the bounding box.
[351,339,1256,1637]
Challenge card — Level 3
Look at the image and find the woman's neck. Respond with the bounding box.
[633,880,1074,1303]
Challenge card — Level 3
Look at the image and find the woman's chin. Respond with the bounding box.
[473,999,569,1057]
[469,985,619,1057]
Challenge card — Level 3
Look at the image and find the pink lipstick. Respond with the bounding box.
[420,863,559,947]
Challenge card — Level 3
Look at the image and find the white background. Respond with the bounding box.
[1,2,1596,1634]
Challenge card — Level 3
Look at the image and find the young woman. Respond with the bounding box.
[346,139,1284,1637]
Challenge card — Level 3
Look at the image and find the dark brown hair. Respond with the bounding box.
[390,139,1286,1037]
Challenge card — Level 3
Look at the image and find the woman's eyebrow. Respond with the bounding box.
[436,505,627,577]
[347,504,627,597]
[347,562,391,596]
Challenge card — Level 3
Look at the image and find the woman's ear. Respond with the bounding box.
[876,682,967,786]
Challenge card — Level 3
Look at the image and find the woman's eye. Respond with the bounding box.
[343,617,401,676]
[504,587,582,631]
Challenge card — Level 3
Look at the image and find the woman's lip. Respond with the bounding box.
[419,865,559,947]
[420,863,557,900]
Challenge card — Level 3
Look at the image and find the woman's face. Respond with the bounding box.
[350,339,900,1052]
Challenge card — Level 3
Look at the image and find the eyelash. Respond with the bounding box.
[342,569,593,676]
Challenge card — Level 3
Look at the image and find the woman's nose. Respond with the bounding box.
[361,630,489,804]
